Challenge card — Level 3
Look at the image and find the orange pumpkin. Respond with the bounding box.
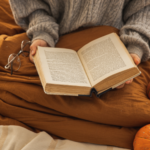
[133,124,150,150]
[146,82,150,99]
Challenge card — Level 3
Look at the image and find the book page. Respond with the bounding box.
[37,47,91,87]
[78,33,136,86]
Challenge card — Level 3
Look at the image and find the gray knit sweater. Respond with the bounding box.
[9,0,150,61]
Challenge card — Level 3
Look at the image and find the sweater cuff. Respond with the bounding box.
[127,45,144,60]
[32,31,55,47]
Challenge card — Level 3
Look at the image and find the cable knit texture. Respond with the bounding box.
[9,0,150,61]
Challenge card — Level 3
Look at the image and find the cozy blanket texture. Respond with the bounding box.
[0,125,129,150]
[0,1,150,149]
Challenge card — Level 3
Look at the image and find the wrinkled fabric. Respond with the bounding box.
[0,1,150,149]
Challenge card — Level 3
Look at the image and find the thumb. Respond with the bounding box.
[30,43,37,56]
[29,52,34,63]
[29,44,37,63]
[130,54,141,65]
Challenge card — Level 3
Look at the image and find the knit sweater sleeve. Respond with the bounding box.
[120,0,150,62]
[9,0,59,47]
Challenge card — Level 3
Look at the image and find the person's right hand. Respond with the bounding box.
[29,39,49,62]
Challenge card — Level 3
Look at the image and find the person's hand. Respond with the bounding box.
[116,53,141,89]
[29,39,49,62]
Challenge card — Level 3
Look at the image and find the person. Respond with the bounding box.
[9,0,150,89]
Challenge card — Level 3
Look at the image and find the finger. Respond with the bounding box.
[130,54,141,65]
[134,57,140,65]
[125,78,133,84]
[30,44,37,56]
[29,52,34,63]
[116,83,125,89]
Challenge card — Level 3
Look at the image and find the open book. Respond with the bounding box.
[33,33,141,96]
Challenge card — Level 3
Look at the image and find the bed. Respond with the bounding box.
[0,0,150,149]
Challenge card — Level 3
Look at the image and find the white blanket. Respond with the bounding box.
[0,125,130,150]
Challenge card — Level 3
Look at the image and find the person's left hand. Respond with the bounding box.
[116,53,141,89]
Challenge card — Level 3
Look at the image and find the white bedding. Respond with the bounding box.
[0,125,130,150]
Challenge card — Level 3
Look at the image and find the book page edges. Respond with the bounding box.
[33,50,47,92]
[111,71,141,89]
[94,67,140,93]
[97,70,141,95]
[45,83,91,96]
